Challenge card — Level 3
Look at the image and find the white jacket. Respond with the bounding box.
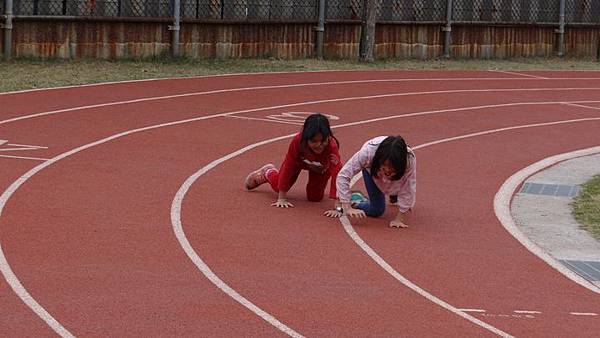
[337,136,416,212]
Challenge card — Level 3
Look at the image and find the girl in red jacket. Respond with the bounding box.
[245,113,342,209]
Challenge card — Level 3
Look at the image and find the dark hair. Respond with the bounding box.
[371,136,408,181]
[300,113,339,150]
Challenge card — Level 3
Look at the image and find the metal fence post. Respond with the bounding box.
[557,0,566,57]
[442,0,453,58]
[315,0,326,59]
[2,0,12,59]
[170,0,181,57]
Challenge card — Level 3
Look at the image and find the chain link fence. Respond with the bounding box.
[6,0,600,25]
[452,0,560,23]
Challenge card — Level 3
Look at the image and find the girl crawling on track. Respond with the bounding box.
[324,135,416,228]
[245,113,342,210]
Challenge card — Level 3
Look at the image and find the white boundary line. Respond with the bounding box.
[4,85,600,127]
[2,96,600,336]
[491,70,549,79]
[339,216,512,336]
[171,133,303,338]
[1,67,600,97]
[562,102,600,111]
[570,312,599,316]
[0,155,49,161]
[226,115,304,126]
[494,147,600,295]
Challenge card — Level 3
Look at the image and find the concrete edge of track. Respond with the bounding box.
[494,146,600,295]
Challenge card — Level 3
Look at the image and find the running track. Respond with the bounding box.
[1,70,600,337]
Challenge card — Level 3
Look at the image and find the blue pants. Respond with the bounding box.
[356,169,397,217]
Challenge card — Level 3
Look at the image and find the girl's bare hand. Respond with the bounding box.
[323,210,343,218]
[345,208,366,218]
[271,199,294,208]
[390,220,408,228]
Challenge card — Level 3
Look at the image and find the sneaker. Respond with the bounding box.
[245,164,276,190]
[350,191,368,206]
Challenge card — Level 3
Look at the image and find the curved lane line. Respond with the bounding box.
[174,117,600,337]
[494,147,600,294]
[2,95,599,335]
[171,134,303,337]
[3,84,600,126]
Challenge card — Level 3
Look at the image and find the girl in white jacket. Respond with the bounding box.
[325,136,416,228]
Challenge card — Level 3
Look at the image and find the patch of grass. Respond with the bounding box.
[1,57,599,93]
[572,174,600,240]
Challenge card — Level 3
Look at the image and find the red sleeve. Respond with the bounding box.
[278,134,302,192]
[328,138,343,199]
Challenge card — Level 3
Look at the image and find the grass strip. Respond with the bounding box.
[572,174,600,240]
[1,57,599,93]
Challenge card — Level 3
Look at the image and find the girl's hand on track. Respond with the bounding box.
[389,220,409,228]
[271,199,294,208]
[323,210,342,218]
[345,208,366,218]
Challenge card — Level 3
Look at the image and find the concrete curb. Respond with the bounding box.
[512,154,600,289]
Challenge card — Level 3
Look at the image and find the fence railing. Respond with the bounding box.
[5,0,600,24]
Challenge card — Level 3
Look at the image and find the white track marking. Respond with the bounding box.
[491,70,549,79]
[4,83,600,126]
[171,133,303,338]
[339,217,513,337]
[495,147,600,295]
[570,312,598,316]
[2,94,599,335]
[514,310,542,314]
[562,102,600,110]
[5,143,48,149]
[0,140,7,146]
[0,148,44,152]
[226,115,304,126]
[0,155,49,161]
[459,309,487,313]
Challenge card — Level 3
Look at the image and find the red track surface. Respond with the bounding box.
[1,70,600,337]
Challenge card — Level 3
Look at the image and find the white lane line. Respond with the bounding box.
[495,147,600,295]
[562,102,600,111]
[3,83,600,126]
[6,143,48,149]
[171,133,303,338]
[513,310,542,314]
[0,155,49,161]
[459,309,487,313]
[2,96,598,336]
[226,115,304,126]
[0,148,46,152]
[491,70,549,79]
[340,217,512,337]
[570,312,598,316]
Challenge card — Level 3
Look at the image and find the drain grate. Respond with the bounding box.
[519,182,580,197]
[560,260,600,282]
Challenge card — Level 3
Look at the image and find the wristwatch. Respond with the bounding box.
[335,206,344,214]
